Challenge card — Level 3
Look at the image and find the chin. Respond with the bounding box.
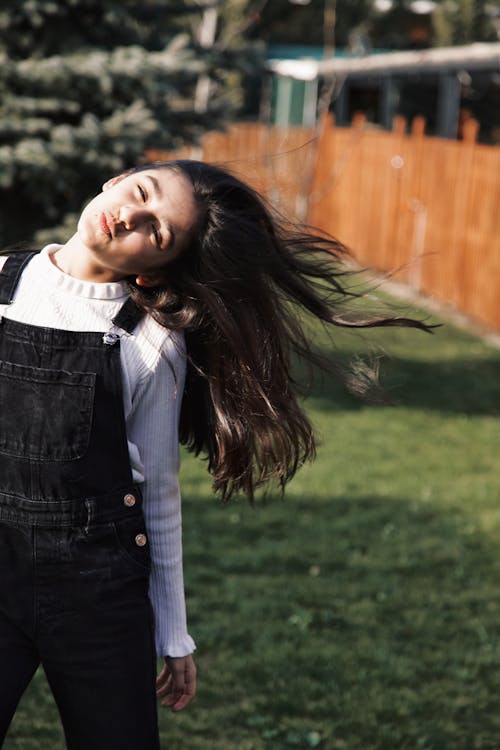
[77,218,100,251]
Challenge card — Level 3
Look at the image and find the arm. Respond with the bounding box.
[124,325,196,709]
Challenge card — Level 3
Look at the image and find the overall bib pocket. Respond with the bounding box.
[0,360,96,461]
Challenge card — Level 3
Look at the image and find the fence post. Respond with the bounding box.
[408,116,427,292]
[411,116,426,137]
[461,117,479,144]
[352,111,366,130]
[392,115,406,135]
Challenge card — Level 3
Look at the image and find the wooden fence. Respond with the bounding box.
[310,114,500,332]
[150,117,500,332]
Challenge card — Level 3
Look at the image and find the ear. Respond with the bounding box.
[102,174,126,192]
[135,273,162,288]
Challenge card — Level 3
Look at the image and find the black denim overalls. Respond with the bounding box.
[0,253,161,750]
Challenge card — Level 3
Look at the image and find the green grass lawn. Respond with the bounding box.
[5,298,500,750]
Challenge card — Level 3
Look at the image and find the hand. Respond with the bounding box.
[156,654,197,712]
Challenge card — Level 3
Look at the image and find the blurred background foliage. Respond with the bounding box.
[0,0,498,247]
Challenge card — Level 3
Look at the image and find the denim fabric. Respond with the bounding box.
[0,317,133,501]
[0,254,160,749]
[0,360,95,460]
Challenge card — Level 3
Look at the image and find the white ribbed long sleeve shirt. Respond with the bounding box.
[0,246,195,658]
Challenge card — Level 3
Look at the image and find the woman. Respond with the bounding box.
[0,160,431,749]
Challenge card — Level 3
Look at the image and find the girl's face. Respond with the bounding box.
[76,167,198,282]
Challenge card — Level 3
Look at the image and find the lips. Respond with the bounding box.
[100,212,112,237]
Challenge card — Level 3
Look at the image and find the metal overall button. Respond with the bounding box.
[102,331,120,346]
[110,519,150,573]
[123,493,136,508]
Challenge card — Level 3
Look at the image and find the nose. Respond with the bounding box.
[118,205,150,231]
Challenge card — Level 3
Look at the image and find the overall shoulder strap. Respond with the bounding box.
[111,296,146,335]
[0,252,38,304]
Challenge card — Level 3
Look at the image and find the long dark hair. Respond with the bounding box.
[125,160,433,501]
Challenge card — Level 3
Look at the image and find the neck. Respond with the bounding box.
[51,235,126,283]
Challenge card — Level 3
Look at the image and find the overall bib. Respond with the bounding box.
[0,253,161,749]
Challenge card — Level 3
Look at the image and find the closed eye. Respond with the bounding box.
[139,183,164,249]
[152,224,162,249]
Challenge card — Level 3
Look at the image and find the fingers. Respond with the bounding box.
[156,655,197,712]
[155,662,170,688]
[170,658,196,712]
[155,673,173,699]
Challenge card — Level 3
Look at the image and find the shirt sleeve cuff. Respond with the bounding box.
[159,634,197,659]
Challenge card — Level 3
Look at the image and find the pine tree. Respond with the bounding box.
[0,0,252,246]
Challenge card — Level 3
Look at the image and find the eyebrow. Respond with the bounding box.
[145,174,176,249]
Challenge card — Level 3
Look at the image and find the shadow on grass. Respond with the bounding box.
[303,355,500,417]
